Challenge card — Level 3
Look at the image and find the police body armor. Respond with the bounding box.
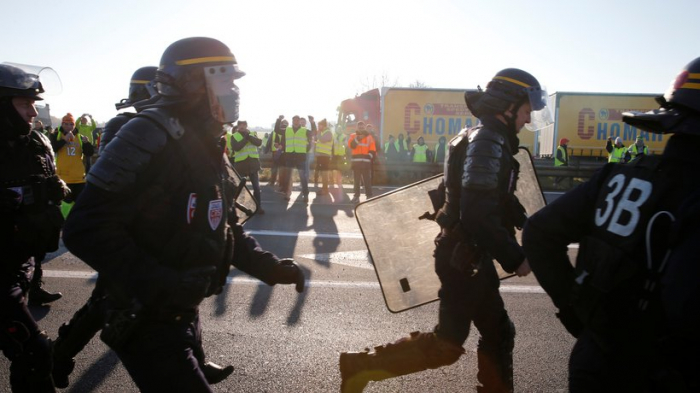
[436,126,524,267]
[89,109,235,303]
[98,112,136,155]
[572,154,682,346]
[0,130,65,265]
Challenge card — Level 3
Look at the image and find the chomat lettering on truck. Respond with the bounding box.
[337,87,538,151]
[539,92,666,156]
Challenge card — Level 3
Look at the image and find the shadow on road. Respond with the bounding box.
[67,350,121,393]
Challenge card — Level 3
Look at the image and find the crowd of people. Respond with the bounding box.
[1,38,698,393]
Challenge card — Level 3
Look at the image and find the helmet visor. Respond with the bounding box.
[204,64,243,124]
[524,88,553,131]
[3,62,62,95]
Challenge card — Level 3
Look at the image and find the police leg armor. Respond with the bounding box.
[52,285,108,388]
[9,331,55,393]
[476,314,515,393]
[339,331,464,393]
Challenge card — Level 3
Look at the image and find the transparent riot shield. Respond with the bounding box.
[231,167,258,224]
[355,147,545,313]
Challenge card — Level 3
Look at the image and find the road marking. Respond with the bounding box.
[298,251,374,270]
[246,229,364,239]
[42,270,544,293]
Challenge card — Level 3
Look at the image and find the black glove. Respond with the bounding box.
[556,306,584,338]
[0,188,22,212]
[272,259,305,293]
[46,175,71,203]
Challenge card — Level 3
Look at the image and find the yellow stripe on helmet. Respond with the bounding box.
[680,82,700,90]
[130,79,150,84]
[493,75,531,88]
[174,56,235,66]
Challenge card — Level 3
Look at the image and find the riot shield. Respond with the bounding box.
[355,147,545,313]
[231,167,258,224]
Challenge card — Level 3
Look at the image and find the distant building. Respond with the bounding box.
[36,102,52,127]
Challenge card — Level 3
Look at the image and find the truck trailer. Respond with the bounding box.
[537,92,665,157]
[337,87,538,154]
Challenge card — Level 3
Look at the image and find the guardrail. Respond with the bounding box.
[257,155,602,191]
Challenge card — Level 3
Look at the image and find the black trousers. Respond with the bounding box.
[433,231,507,344]
[115,314,211,393]
[352,162,373,198]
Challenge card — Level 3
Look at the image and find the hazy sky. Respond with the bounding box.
[4,0,699,128]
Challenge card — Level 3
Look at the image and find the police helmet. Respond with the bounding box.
[0,64,44,101]
[661,57,700,114]
[115,66,158,110]
[623,57,700,135]
[156,37,245,123]
[466,68,551,131]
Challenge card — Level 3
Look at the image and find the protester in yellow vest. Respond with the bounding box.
[76,113,97,173]
[627,135,649,161]
[553,137,569,188]
[314,119,333,195]
[411,136,429,163]
[266,119,285,187]
[332,126,347,189]
[76,113,96,143]
[231,120,264,214]
[605,136,629,163]
[49,113,94,217]
[224,125,235,159]
[434,136,447,164]
[274,115,314,202]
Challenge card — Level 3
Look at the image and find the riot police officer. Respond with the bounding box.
[522,57,700,392]
[62,37,306,393]
[339,68,548,393]
[98,65,159,154]
[0,63,70,392]
[52,65,234,388]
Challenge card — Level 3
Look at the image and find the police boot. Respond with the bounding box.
[202,361,234,385]
[28,268,63,306]
[339,331,464,393]
[51,356,75,389]
[476,319,515,393]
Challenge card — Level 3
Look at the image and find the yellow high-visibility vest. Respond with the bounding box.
[413,144,428,163]
[315,129,333,156]
[285,127,308,153]
[232,131,259,162]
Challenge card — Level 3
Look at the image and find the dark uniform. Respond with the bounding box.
[62,37,304,393]
[0,63,70,392]
[523,57,700,392]
[51,67,153,389]
[339,68,550,393]
[51,65,236,388]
